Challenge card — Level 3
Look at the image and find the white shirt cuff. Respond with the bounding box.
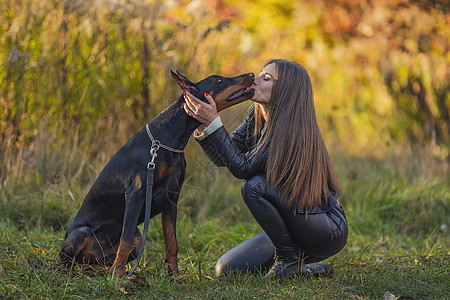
[194,116,223,140]
[204,116,223,135]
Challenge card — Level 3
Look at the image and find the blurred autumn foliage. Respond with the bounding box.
[0,0,448,188]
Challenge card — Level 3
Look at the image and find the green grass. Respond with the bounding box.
[1,216,448,299]
[1,148,449,299]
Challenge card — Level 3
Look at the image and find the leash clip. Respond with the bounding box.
[148,141,160,170]
[151,140,161,151]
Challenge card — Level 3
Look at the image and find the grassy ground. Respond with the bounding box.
[1,216,448,299]
[1,144,449,299]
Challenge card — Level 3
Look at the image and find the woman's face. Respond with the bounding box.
[251,63,276,105]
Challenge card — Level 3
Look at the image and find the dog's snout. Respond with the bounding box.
[240,73,254,85]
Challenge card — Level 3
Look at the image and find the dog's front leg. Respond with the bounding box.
[161,200,181,279]
[110,175,145,277]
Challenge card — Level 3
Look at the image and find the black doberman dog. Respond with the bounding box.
[60,71,254,278]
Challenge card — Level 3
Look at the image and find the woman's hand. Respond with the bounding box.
[183,91,218,129]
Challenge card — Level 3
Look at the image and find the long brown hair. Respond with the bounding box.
[254,59,341,210]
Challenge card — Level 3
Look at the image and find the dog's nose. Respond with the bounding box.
[247,73,254,78]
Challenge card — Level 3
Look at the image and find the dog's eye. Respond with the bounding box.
[217,78,223,83]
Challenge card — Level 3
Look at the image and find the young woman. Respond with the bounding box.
[183,59,348,279]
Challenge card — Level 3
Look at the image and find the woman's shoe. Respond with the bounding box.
[305,262,334,276]
[265,259,334,279]
[265,255,309,279]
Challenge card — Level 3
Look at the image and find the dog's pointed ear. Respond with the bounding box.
[171,70,199,92]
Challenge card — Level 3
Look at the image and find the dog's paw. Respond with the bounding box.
[167,268,185,284]
[174,275,186,284]
[109,264,126,278]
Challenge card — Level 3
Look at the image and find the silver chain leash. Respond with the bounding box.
[145,124,184,154]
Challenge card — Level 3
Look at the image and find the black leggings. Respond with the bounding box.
[216,174,348,276]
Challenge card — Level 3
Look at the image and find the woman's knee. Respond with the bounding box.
[215,233,275,277]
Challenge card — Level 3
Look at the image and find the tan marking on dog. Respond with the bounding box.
[110,239,133,277]
[74,236,90,257]
[158,163,171,181]
[161,213,180,278]
[212,85,250,112]
[129,231,142,261]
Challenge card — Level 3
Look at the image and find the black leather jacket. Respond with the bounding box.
[196,104,339,214]
[196,105,268,179]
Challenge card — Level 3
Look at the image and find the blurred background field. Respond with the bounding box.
[0,0,448,298]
